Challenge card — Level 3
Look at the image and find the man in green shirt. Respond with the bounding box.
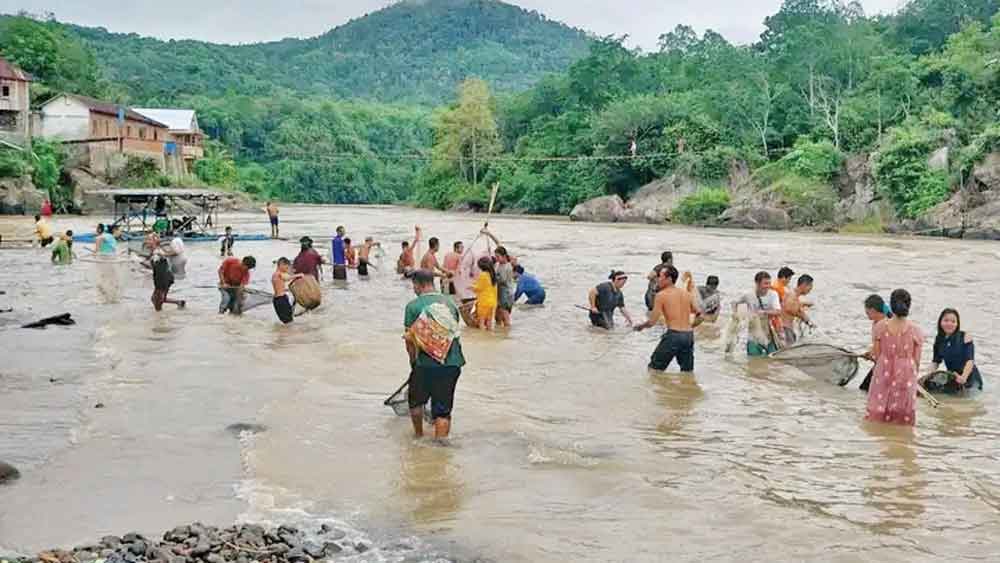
[404,269,465,439]
[50,231,74,265]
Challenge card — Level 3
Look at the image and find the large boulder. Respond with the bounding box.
[0,174,45,215]
[68,168,110,213]
[718,205,792,230]
[620,174,698,223]
[569,194,626,223]
[890,152,1000,240]
[833,154,895,225]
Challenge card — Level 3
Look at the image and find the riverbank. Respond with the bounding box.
[6,523,373,563]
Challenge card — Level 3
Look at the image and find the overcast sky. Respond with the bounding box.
[0,0,906,50]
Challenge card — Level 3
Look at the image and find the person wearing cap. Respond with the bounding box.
[588,271,633,329]
[513,264,546,305]
[293,236,325,281]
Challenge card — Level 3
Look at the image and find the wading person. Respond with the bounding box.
[163,234,188,280]
[773,266,794,303]
[645,251,673,311]
[34,214,54,248]
[151,251,185,311]
[51,231,75,265]
[780,274,815,345]
[293,236,325,281]
[219,226,235,257]
[404,269,465,439]
[344,237,357,268]
[927,308,983,394]
[513,264,546,305]
[358,237,377,278]
[94,224,117,256]
[218,256,256,315]
[265,202,279,239]
[331,225,348,282]
[471,256,498,330]
[588,271,633,329]
[732,271,782,356]
[443,241,464,295]
[397,226,421,276]
[634,265,701,373]
[696,275,721,323]
[493,246,515,327]
[859,294,891,392]
[865,289,923,426]
[421,237,449,282]
[272,257,303,324]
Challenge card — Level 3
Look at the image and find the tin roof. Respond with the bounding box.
[132,108,199,133]
[0,56,32,82]
[44,94,168,128]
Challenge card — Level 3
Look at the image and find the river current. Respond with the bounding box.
[1,205,998,562]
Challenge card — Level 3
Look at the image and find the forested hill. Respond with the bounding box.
[64,0,592,105]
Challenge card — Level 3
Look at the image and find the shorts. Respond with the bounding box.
[273,294,294,324]
[358,260,369,277]
[747,341,778,357]
[40,237,54,247]
[269,216,279,226]
[407,365,461,420]
[649,330,695,372]
[152,288,169,311]
[590,311,613,330]
[782,327,797,346]
[332,264,348,280]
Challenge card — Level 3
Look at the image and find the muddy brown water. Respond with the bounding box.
[1,206,998,562]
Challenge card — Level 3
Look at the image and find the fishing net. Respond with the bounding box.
[920,370,958,394]
[238,288,273,312]
[384,379,433,422]
[769,343,861,386]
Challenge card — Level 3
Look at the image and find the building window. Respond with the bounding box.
[154,130,158,141]
[1,85,9,98]
[105,122,110,136]
[127,126,132,138]
[139,127,146,140]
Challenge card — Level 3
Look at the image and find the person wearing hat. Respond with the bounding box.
[587,271,633,329]
[293,236,326,281]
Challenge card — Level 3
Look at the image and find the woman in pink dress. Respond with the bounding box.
[866,289,923,426]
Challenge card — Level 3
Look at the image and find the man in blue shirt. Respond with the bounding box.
[513,264,546,305]
[331,225,348,281]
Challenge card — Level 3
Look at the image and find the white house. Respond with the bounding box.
[133,108,204,173]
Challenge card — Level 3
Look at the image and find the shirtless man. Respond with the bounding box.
[780,274,815,345]
[421,237,449,283]
[634,265,702,372]
[271,257,303,324]
[265,202,279,239]
[396,226,421,276]
[358,237,378,278]
[443,241,463,295]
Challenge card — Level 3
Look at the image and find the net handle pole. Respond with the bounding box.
[384,378,410,406]
[484,182,499,255]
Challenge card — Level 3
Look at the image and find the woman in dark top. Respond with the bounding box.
[858,294,891,392]
[927,308,983,394]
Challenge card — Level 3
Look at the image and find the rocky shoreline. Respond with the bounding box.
[5,523,380,563]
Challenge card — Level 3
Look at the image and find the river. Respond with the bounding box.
[1,205,998,562]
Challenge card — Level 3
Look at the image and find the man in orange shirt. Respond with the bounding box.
[218,256,257,315]
[773,266,794,303]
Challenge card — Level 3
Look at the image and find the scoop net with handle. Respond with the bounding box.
[769,343,861,386]
[384,378,433,422]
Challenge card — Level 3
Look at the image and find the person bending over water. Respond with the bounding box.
[218,256,256,315]
[634,265,701,373]
[589,271,633,329]
[51,231,75,265]
[471,256,498,330]
[865,289,922,426]
[859,294,891,392]
[404,269,466,440]
[513,264,546,305]
[927,308,983,394]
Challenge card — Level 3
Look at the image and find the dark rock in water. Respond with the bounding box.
[163,526,190,543]
[21,313,75,329]
[318,524,346,541]
[226,423,267,436]
[0,460,20,484]
[94,403,105,409]
[302,542,325,559]
[322,542,343,556]
[355,542,369,553]
[122,533,146,543]
[285,546,308,562]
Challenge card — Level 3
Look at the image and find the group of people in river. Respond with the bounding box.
[32,209,984,441]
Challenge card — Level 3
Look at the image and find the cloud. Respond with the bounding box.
[0,0,905,49]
